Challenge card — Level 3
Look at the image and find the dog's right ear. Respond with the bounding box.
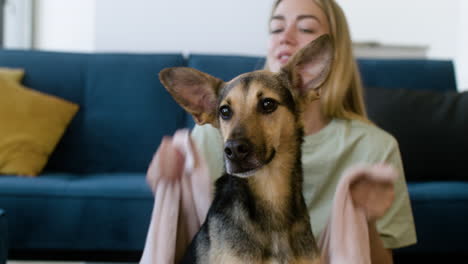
[281,34,333,102]
[159,67,224,127]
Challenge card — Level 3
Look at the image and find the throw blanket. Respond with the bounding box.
[139,130,397,264]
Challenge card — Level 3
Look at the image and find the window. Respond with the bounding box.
[3,0,33,49]
[0,0,5,46]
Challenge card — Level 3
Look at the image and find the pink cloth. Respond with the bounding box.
[139,130,211,264]
[140,130,397,264]
[318,165,396,264]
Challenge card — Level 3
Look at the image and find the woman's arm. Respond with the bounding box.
[369,221,393,264]
[348,164,397,264]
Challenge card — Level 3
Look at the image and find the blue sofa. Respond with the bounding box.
[0,49,467,263]
[0,209,7,264]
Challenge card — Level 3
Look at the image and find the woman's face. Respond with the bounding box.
[267,0,330,72]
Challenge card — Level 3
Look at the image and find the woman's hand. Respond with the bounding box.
[349,164,396,222]
[147,136,186,192]
[348,164,397,264]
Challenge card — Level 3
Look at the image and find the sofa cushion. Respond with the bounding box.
[0,77,79,177]
[357,59,457,92]
[81,54,189,173]
[0,50,188,173]
[188,54,266,81]
[398,182,468,254]
[365,87,468,181]
[0,50,96,174]
[0,173,153,251]
[188,55,457,93]
[0,208,7,264]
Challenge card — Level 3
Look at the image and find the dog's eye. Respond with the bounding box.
[219,105,233,120]
[260,98,278,114]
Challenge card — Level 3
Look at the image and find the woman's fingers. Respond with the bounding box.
[349,165,396,222]
[147,136,186,191]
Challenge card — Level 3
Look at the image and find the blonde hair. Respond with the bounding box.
[267,0,369,122]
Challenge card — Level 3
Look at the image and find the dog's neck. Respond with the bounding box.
[246,130,304,221]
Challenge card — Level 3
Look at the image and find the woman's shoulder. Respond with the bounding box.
[192,123,221,138]
[350,119,396,140]
[313,118,403,165]
[331,118,399,150]
[191,124,223,148]
[191,124,225,181]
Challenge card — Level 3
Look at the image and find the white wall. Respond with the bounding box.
[337,0,460,59]
[28,0,467,90]
[92,0,462,58]
[94,0,272,56]
[34,0,95,52]
[337,0,466,91]
[456,1,468,91]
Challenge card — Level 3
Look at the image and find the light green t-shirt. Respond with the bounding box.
[191,118,417,249]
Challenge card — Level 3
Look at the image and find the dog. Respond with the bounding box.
[159,34,333,264]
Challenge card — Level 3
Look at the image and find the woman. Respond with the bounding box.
[156,0,417,263]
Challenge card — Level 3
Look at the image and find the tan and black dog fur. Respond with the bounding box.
[159,35,333,264]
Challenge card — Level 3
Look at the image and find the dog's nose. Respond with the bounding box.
[224,139,251,161]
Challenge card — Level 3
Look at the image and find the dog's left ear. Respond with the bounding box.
[281,34,333,100]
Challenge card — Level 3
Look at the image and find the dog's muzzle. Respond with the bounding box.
[224,139,251,162]
[224,139,275,177]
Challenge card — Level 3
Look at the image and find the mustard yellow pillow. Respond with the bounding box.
[0,76,79,177]
[0,67,25,82]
